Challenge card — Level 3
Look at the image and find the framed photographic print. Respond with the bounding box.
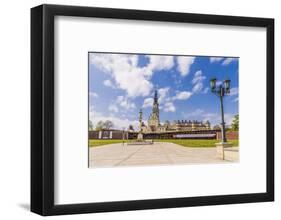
[31,4,274,216]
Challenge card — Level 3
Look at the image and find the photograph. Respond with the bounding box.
[88,52,239,168]
[29,3,274,216]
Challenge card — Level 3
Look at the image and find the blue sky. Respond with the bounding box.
[89,52,238,130]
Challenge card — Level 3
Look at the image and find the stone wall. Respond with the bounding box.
[89,130,128,139]
[89,130,218,140]
[89,130,238,140]
[216,131,239,140]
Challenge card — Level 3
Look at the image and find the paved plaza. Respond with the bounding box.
[89,142,239,168]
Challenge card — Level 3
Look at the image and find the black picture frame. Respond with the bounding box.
[31,4,274,216]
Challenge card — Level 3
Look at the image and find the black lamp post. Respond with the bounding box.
[210,78,231,143]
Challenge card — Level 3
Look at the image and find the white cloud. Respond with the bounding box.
[182,108,204,118]
[163,102,176,112]
[173,91,192,100]
[158,87,170,103]
[229,87,239,96]
[222,58,236,65]
[90,109,139,130]
[91,53,175,98]
[210,57,224,63]
[210,57,237,66]
[103,79,114,88]
[224,114,236,125]
[181,108,236,127]
[203,87,209,94]
[202,112,235,126]
[138,87,188,113]
[146,55,174,72]
[128,55,138,67]
[192,83,204,93]
[91,54,152,97]
[176,56,195,76]
[192,109,204,116]
[192,70,206,93]
[143,98,154,108]
[192,70,206,84]
[116,96,136,110]
[108,104,119,113]
[216,80,223,86]
[89,92,98,98]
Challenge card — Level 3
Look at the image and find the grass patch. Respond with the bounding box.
[154,139,239,148]
[89,139,127,147]
[89,139,239,148]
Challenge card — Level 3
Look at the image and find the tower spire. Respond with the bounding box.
[152,90,159,118]
[148,89,160,130]
[154,90,158,103]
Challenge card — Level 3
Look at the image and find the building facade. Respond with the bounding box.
[142,90,211,133]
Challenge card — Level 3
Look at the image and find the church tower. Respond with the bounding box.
[148,90,160,131]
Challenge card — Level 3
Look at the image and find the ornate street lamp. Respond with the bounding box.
[210,78,217,92]
[210,78,231,143]
[224,79,231,93]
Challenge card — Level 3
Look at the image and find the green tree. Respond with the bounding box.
[104,120,114,129]
[128,124,134,131]
[231,114,239,131]
[89,120,93,131]
[95,120,114,130]
[213,124,221,130]
[95,120,104,131]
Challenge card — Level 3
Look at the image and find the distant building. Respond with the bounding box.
[142,90,211,133]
